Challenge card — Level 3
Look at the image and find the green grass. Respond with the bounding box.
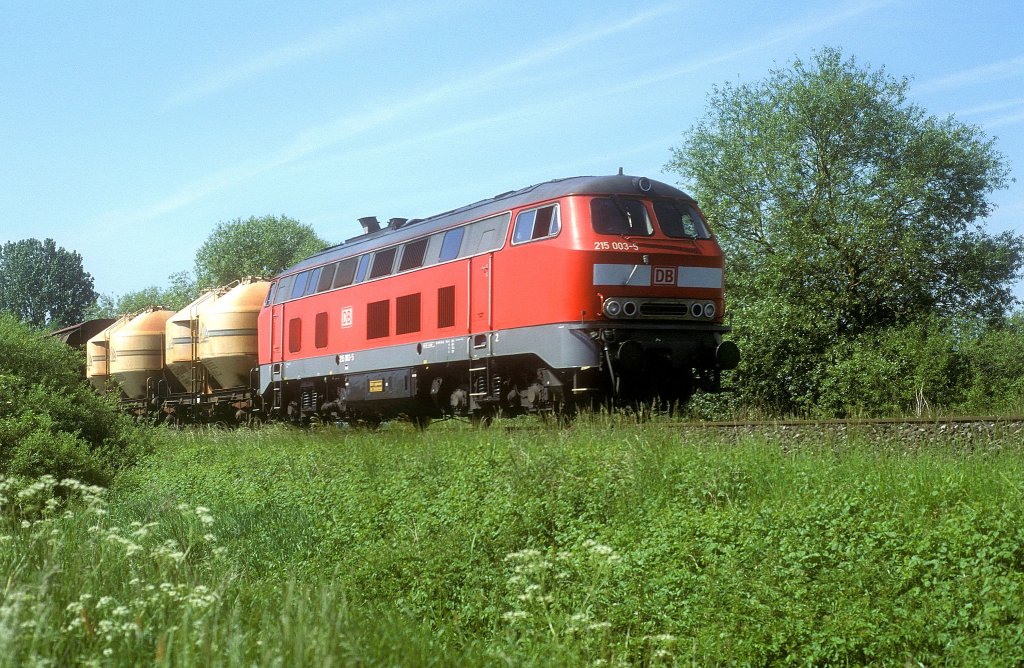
[2,417,1024,665]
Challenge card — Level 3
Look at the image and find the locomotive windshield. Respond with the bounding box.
[590,197,654,236]
[653,200,711,239]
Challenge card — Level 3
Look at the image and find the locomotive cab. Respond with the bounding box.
[491,174,738,408]
[586,183,738,401]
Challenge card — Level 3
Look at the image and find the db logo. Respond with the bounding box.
[341,307,353,328]
[653,267,677,286]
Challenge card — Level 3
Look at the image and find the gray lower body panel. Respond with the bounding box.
[259,321,727,395]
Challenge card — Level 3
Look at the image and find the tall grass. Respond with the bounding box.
[3,418,1024,665]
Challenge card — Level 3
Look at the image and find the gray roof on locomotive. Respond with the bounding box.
[277,174,695,278]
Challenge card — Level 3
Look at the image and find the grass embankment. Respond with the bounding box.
[2,417,1024,665]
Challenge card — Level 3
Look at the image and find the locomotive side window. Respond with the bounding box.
[458,212,512,257]
[288,317,301,353]
[316,263,337,292]
[354,255,371,283]
[398,238,429,272]
[274,275,296,304]
[369,247,398,279]
[422,234,444,266]
[264,283,276,306]
[367,299,389,339]
[591,197,654,236]
[333,257,358,288]
[315,312,328,348]
[512,204,560,244]
[396,293,421,335]
[653,200,711,239]
[439,228,464,262]
[303,267,323,296]
[290,270,312,299]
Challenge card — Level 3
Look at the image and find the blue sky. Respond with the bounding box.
[3,0,1023,302]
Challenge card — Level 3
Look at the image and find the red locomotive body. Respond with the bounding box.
[257,174,738,422]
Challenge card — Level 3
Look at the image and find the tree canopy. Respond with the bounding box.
[667,47,1021,329]
[87,271,197,319]
[666,47,1023,412]
[193,215,328,289]
[0,238,98,328]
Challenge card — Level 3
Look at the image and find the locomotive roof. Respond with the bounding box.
[280,174,694,276]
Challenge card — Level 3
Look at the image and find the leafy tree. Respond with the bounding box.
[0,238,98,327]
[87,271,198,319]
[666,47,1023,412]
[193,215,328,289]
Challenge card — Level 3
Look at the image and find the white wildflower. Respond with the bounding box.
[502,610,529,622]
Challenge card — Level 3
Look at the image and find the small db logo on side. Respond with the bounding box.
[341,307,353,328]
[653,267,676,286]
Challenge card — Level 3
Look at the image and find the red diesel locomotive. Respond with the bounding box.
[257,173,739,423]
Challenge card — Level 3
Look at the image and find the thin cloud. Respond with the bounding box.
[626,0,893,89]
[163,5,438,108]
[486,0,893,117]
[477,3,679,82]
[915,54,1024,95]
[956,97,1024,116]
[953,97,1024,130]
[105,5,682,225]
[986,110,1024,130]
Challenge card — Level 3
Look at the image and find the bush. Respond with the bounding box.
[0,313,149,483]
[725,307,1024,417]
[814,319,969,417]
[960,311,1024,413]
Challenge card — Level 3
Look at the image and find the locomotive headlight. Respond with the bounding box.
[604,299,622,317]
[622,300,638,317]
[703,302,716,319]
[690,302,704,318]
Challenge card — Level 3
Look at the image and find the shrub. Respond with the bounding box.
[814,319,969,416]
[725,308,1024,417]
[960,311,1024,413]
[0,313,149,483]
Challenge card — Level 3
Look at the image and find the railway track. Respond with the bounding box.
[496,416,1024,444]
[492,414,1024,429]
[668,415,1024,446]
[674,415,1024,429]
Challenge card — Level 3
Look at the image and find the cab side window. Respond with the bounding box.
[438,228,465,262]
[333,257,358,288]
[512,204,560,244]
[274,275,296,304]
